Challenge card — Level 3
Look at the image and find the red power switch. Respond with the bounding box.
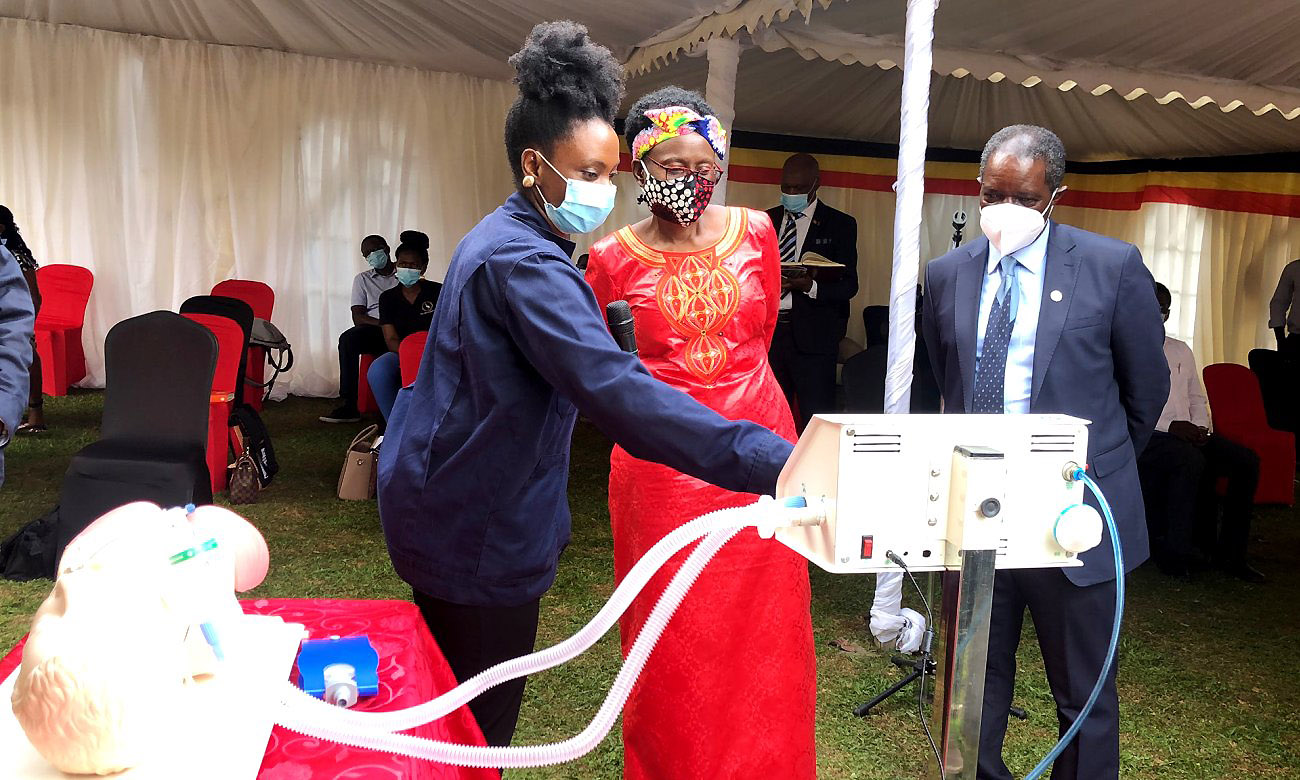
[860,535,874,559]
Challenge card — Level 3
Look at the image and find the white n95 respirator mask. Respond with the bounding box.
[979,190,1057,255]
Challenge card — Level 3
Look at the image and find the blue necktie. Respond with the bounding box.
[972,255,1018,414]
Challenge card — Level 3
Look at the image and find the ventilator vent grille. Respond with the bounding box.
[1030,433,1076,453]
[851,433,902,454]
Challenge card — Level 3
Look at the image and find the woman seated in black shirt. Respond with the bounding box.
[367,231,442,422]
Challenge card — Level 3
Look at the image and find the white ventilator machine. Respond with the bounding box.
[6,413,1117,780]
[773,413,1109,779]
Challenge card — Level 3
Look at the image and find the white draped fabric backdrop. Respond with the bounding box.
[1,18,1295,396]
[0,18,515,397]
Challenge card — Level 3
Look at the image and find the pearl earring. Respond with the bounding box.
[522,174,536,188]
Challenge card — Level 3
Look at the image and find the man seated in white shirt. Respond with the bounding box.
[320,234,398,423]
[1137,283,1264,583]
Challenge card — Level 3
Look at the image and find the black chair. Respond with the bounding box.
[842,347,887,412]
[842,306,889,412]
[54,311,218,556]
[911,338,942,413]
[181,294,254,408]
[842,305,943,413]
[1249,347,1298,454]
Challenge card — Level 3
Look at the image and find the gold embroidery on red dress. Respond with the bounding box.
[614,210,748,385]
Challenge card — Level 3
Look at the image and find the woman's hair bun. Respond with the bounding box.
[508,20,624,119]
[399,230,430,251]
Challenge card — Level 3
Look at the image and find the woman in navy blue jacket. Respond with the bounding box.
[377,22,793,749]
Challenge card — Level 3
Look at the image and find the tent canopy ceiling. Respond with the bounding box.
[631,1,1300,112]
[0,0,722,80]
[3,0,1297,160]
[626,46,1300,161]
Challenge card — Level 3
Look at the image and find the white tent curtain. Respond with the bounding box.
[0,17,516,396]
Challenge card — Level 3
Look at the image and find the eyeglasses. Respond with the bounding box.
[644,156,725,184]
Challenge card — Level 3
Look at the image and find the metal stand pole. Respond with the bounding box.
[930,550,997,779]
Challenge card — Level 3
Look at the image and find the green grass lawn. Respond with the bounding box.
[2,393,1298,778]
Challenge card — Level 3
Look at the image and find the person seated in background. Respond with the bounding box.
[368,231,440,423]
[1137,283,1264,582]
[320,234,397,423]
[0,207,43,433]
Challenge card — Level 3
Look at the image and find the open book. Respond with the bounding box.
[780,250,845,269]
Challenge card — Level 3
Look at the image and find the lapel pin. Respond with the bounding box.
[1050,289,1063,302]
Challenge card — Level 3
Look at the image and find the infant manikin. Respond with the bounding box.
[9,502,269,775]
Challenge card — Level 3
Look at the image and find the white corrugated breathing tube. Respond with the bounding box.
[273,496,813,768]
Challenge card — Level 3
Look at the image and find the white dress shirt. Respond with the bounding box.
[1155,335,1210,432]
[1268,258,1300,334]
[351,268,400,317]
[974,223,1050,414]
[779,197,819,311]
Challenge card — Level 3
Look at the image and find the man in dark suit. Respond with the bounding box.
[922,125,1168,780]
[0,239,34,488]
[766,153,858,428]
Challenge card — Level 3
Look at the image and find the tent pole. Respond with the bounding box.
[704,35,741,205]
[873,0,940,653]
[886,0,938,415]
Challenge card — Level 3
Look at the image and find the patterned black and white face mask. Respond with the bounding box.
[636,160,716,226]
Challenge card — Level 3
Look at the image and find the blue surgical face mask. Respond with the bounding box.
[366,248,389,270]
[394,267,422,287]
[781,192,810,214]
[534,152,617,235]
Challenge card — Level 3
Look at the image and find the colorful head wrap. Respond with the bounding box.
[631,106,729,162]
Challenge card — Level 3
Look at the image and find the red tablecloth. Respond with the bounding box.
[1,598,496,780]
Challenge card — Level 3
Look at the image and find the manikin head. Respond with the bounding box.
[11,503,269,775]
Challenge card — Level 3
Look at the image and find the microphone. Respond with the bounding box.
[606,300,638,355]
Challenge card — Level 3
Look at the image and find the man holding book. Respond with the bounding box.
[766,152,859,428]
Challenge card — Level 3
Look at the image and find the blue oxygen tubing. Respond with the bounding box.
[1024,468,1125,780]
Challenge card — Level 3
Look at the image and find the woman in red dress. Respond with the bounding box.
[585,87,816,779]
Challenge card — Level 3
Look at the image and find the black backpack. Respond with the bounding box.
[230,406,279,487]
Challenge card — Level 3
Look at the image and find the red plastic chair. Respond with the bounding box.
[358,354,379,415]
[34,264,94,395]
[182,313,244,493]
[212,279,275,410]
[398,331,429,387]
[1203,363,1296,505]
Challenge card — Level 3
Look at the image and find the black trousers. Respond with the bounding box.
[413,590,541,750]
[337,324,388,406]
[768,320,837,428]
[1137,430,1259,564]
[979,568,1120,780]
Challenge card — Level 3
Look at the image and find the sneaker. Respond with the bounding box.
[319,405,362,423]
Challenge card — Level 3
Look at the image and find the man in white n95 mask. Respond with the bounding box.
[921,125,1169,780]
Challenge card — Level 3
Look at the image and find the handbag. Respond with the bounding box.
[338,424,381,500]
[229,454,260,505]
